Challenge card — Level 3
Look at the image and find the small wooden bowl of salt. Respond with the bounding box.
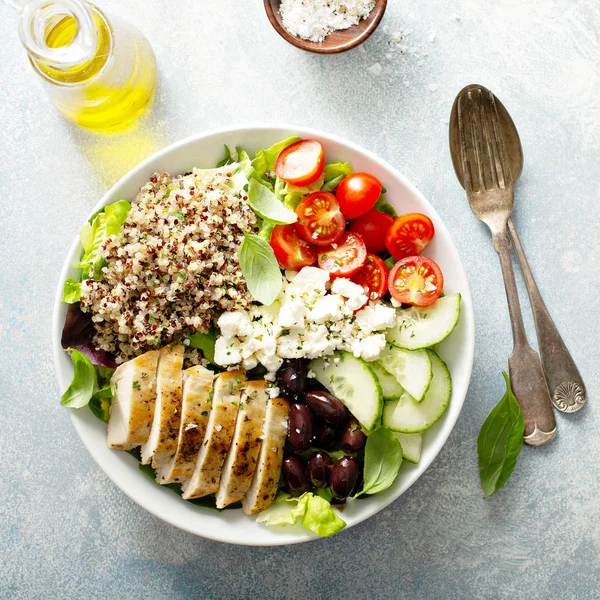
[264,0,387,53]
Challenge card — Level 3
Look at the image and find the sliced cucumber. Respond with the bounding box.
[383,350,451,433]
[378,346,432,402]
[393,432,423,464]
[309,352,383,431]
[387,293,462,350]
[370,361,403,400]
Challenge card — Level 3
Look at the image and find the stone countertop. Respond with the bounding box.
[0,1,598,598]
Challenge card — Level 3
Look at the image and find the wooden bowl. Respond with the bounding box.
[264,0,387,54]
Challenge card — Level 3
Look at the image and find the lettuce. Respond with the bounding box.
[78,199,131,278]
[62,278,81,304]
[60,349,97,409]
[256,492,346,537]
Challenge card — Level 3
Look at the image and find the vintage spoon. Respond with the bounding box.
[450,84,586,415]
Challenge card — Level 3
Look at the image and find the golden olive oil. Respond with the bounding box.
[28,4,157,132]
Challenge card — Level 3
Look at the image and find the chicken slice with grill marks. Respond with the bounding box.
[140,344,184,469]
[107,349,160,451]
[215,380,268,509]
[181,371,246,500]
[156,365,214,485]
[242,396,289,515]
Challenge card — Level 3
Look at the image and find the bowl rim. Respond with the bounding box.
[52,123,475,545]
[263,0,388,54]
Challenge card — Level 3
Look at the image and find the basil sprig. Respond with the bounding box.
[60,349,97,408]
[355,426,403,497]
[247,178,297,225]
[238,233,283,306]
[477,372,525,497]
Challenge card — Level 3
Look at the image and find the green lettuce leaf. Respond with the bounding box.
[60,348,97,409]
[188,329,218,364]
[238,233,282,306]
[256,492,345,536]
[216,144,236,167]
[62,278,81,304]
[323,161,353,182]
[374,196,398,218]
[248,178,297,225]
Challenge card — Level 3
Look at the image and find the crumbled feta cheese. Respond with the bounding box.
[276,298,306,328]
[308,294,344,324]
[331,278,369,311]
[218,311,253,338]
[269,386,281,399]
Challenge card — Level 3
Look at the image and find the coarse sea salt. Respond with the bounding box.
[279,0,376,43]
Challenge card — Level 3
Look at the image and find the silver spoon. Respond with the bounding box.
[450,84,586,416]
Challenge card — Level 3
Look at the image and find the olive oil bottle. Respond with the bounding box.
[17,0,157,131]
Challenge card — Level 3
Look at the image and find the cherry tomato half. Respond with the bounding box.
[295,191,346,247]
[275,139,325,186]
[336,173,383,219]
[270,224,318,271]
[351,254,389,300]
[388,256,444,307]
[385,213,435,260]
[317,231,367,278]
[348,209,394,254]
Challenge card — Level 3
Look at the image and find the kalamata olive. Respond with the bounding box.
[279,359,308,396]
[329,456,362,500]
[340,418,367,453]
[315,422,340,450]
[282,456,311,496]
[305,390,347,427]
[288,403,314,452]
[307,451,333,488]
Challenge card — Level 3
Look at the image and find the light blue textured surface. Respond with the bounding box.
[0,1,598,598]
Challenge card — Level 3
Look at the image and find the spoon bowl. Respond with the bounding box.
[263,0,387,54]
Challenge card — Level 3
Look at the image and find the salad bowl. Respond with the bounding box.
[53,125,475,545]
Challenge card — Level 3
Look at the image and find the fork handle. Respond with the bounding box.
[492,229,557,446]
[507,218,586,413]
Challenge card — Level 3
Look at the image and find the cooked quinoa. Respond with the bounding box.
[80,168,257,362]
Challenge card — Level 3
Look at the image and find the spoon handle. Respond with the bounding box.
[492,229,557,446]
[508,217,586,413]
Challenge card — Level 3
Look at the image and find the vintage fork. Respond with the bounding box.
[456,87,556,446]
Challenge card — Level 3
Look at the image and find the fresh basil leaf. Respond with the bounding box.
[238,233,282,306]
[188,329,218,364]
[321,173,346,192]
[374,196,398,218]
[60,348,97,408]
[477,372,525,497]
[62,278,81,304]
[216,144,235,167]
[357,426,403,497]
[247,178,297,225]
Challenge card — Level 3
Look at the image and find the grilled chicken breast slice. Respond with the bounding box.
[215,380,268,509]
[156,365,214,484]
[181,371,246,500]
[242,396,289,516]
[107,350,160,450]
[140,344,184,468]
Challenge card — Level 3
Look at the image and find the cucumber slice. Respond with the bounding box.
[387,293,462,350]
[309,352,383,431]
[383,351,452,433]
[393,432,423,463]
[370,361,403,400]
[378,346,432,402]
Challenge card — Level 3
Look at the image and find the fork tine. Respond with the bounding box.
[456,94,474,194]
[488,90,514,188]
[467,90,486,192]
[478,88,500,189]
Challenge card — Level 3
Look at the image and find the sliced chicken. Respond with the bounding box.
[156,365,214,485]
[215,380,268,509]
[107,350,160,450]
[181,371,246,500]
[242,396,289,516]
[140,343,184,468]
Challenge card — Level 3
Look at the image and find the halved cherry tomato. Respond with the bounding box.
[388,256,443,306]
[270,224,318,271]
[295,191,346,247]
[336,173,383,219]
[317,231,367,278]
[351,254,389,300]
[275,139,325,186]
[348,209,394,254]
[385,213,435,260]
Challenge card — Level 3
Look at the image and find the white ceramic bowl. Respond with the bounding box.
[53,125,475,546]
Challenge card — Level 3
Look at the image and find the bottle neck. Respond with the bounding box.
[19,0,98,69]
